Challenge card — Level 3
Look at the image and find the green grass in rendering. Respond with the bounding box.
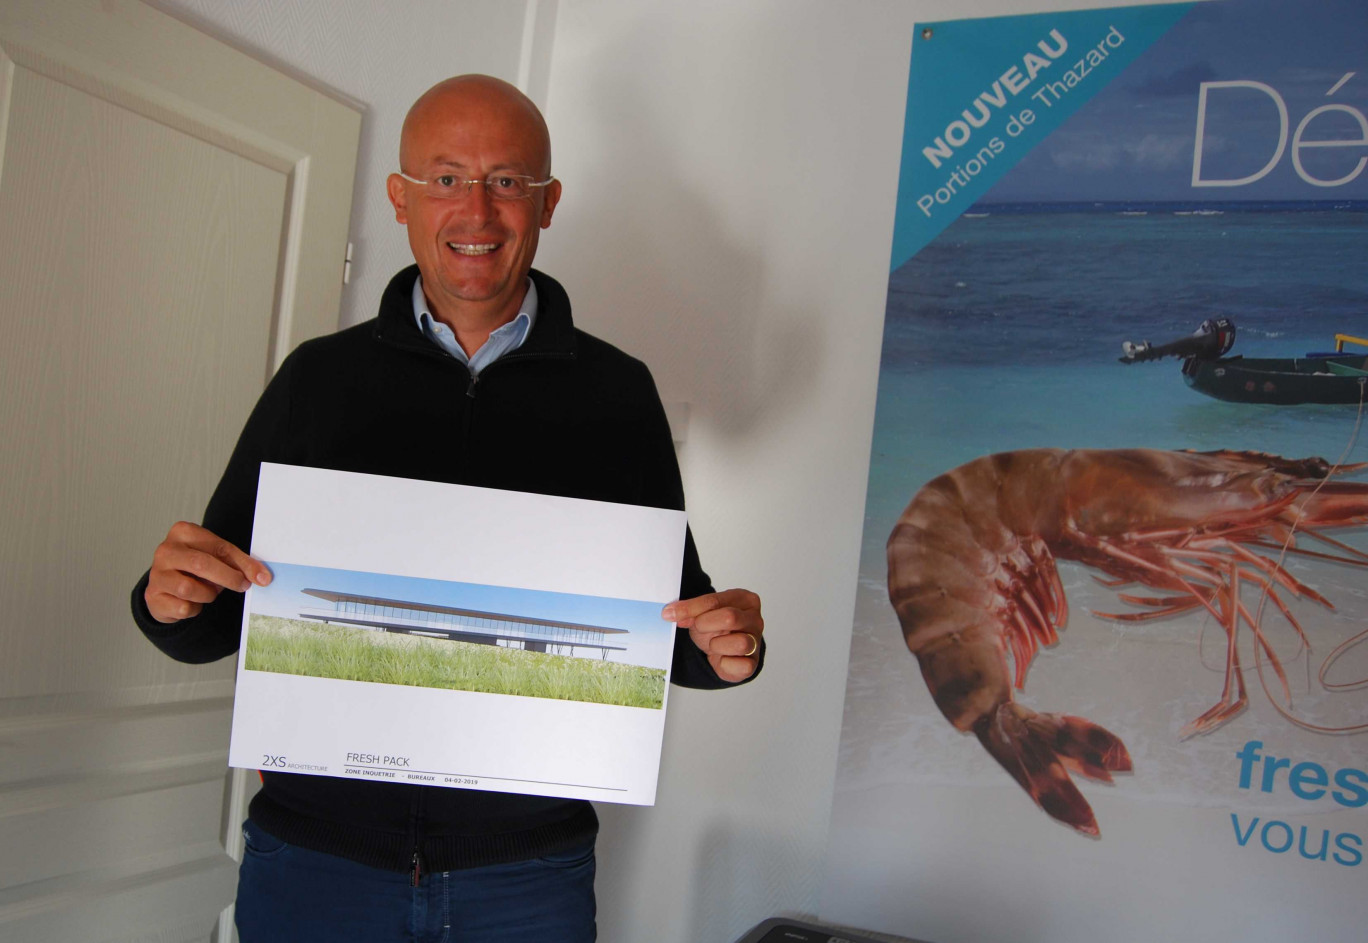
[245,615,665,709]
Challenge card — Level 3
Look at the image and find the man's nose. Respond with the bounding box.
[456,180,495,219]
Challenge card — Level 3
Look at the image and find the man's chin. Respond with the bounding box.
[429,273,522,312]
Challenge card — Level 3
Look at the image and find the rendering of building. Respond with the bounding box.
[298,588,628,659]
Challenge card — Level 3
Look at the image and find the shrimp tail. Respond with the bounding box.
[974,703,1132,837]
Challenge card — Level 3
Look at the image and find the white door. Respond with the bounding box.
[0,1,360,940]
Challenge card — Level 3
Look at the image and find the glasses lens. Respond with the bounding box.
[429,175,467,198]
[486,175,530,200]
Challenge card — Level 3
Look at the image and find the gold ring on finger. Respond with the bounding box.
[742,633,759,658]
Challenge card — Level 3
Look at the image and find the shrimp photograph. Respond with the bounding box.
[889,447,1368,836]
[819,2,1368,941]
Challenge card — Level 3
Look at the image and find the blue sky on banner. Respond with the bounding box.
[982,0,1368,204]
[890,2,1191,271]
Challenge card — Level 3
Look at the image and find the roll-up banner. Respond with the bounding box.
[822,1,1368,941]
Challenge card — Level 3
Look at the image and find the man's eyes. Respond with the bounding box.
[421,173,530,198]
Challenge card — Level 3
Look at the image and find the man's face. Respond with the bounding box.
[387,87,561,326]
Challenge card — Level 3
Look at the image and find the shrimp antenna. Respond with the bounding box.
[1250,378,1368,733]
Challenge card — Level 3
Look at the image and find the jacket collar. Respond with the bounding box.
[373,265,577,359]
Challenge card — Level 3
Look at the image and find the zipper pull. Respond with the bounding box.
[466,372,479,398]
[411,849,422,886]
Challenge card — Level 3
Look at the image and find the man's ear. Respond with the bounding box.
[386,174,409,224]
[539,178,562,229]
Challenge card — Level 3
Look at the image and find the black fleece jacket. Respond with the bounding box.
[131,266,760,872]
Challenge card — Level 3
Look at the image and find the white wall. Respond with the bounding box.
[148,1,1128,941]
[541,1,1135,941]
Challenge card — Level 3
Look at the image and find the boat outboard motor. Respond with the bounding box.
[1119,317,1236,364]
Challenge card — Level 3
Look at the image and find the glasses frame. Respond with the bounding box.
[396,170,557,201]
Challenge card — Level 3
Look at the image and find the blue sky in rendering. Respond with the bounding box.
[248,561,675,669]
[983,0,1368,203]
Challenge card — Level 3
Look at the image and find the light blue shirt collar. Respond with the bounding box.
[411,276,538,377]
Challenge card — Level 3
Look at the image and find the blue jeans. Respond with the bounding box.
[235,819,596,942]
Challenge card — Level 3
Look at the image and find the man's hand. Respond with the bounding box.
[663,589,763,683]
[144,522,272,624]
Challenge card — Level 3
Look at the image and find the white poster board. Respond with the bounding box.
[227,463,686,805]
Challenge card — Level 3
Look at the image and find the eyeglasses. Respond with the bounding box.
[397,171,556,201]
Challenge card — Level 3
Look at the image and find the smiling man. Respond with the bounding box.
[390,78,560,356]
[132,76,764,942]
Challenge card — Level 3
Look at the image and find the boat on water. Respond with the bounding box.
[1119,319,1368,405]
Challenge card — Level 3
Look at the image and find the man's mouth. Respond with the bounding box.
[447,242,498,256]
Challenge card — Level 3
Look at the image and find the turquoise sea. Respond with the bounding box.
[863,205,1368,568]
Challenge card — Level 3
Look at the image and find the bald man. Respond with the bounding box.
[132,76,764,942]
